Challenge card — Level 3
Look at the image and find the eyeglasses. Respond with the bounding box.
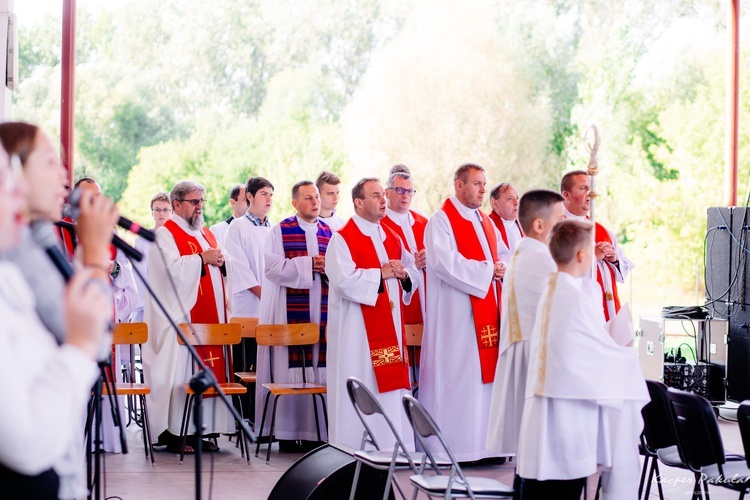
[179,198,206,206]
[387,187,416,196]
[152,208,173,213]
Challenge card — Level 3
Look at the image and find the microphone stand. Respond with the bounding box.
[129,256,256,500]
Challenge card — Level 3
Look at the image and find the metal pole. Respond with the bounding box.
[61,0,75,186]
[726,0,739,207]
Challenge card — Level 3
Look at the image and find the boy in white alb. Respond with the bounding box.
[516,219,648,500]
[486,190,565,471]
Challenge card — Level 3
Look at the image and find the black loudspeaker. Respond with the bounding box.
[706,207,733,318]
[268,444,396,500]
[727,322,750,401]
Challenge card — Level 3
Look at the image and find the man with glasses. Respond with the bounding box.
[143,180,232,454]
[380,170,428,386]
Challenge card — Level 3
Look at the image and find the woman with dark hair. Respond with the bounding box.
[0,138,117,498]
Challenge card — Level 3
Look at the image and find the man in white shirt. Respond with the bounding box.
[256,181,331,449]
[325,177,418,450]
[516,219,647,499]
[488,182,523,255]
[420,163,505,463]
[316,171,345,231]
[561,170,634,321]
[209,184,247,244]
[486,189,564,485]
[143,180,232,454]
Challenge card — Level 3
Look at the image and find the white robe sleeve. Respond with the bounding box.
[424,211,494,298]
[609,229,634,282]
[325,232,381,306]
[223,221,260,293]
[264,225,314,290]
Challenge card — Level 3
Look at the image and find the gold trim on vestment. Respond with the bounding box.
[534,273,558,396]
[507,250,522,345]
[371,345,403,367]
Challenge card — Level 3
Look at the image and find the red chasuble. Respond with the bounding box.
[380,210,428,325]
[164,219,228,384]
[441,199,500,384]
[338,219,411,393]
[594,222,621,321]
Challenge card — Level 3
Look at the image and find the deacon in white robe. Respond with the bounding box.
[516,220,647,500]
[326,178,418,451]
[142,182,234,442]
[420,164,505,462]
[223,215,272,317]
[489,182,522,258]
[486,189,565,457]
[256,182,330,442]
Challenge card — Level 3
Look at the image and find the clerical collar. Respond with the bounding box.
[449,195,481,220]
[386,207,412,225]
[245,211,270,227]
[563,206,587,222]
[297,215,319,229]
[320,209,337,219]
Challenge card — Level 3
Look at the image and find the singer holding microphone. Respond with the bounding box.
[0,130,119,498]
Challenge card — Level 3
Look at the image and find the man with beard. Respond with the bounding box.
[142,180,233,454]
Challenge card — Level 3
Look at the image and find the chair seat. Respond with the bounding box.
[656,445,684,467]
[354,449,425,468]
[701,460,750,491]
[183,382,247,396]
[101,383,151,396]
[262,382,327,395]
[410,474,514,497]
[235,371,257,384]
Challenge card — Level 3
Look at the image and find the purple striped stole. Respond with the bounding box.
[280,216,331,369]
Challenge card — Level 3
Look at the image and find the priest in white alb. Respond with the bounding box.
[326,177,418,450]
[488,182,523,256]
[142,180,233,454]
[486,189,565,464]
[516,219,647,499]
[420,163,505,462]
[560,170,634,321]
[256,181,330,447]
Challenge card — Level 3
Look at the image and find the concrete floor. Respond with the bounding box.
[98,405,749,499]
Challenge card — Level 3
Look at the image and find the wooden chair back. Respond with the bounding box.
[230,316,259,338]
[176,323,242,346]
[112,322,148,345]
[405,324,423,347]
[255,323,320,347]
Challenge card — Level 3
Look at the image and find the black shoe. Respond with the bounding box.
[278,440,303,453]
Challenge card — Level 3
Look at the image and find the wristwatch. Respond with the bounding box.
[110,261,121,280]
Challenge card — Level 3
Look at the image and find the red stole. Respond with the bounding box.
[441,199,500,384]
[338,219,411,393]
[594,222,621,321]
[489,211,523,249]
[380,210,427,325]
[164,219,228,384]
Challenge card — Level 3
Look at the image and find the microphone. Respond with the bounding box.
[55,219,144,262]
[66,187,156,242]
[31,221,74,282]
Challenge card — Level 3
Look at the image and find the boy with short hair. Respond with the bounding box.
[516,219,648,500]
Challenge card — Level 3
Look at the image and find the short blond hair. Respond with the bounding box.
[548,219,593,265]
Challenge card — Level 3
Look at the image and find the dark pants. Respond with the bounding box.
[519,476,586,500]
[0,462,60,499]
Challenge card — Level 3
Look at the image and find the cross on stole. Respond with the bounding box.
[372,346,400,367]
[204,352,220,368]
[480,325,498,347]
